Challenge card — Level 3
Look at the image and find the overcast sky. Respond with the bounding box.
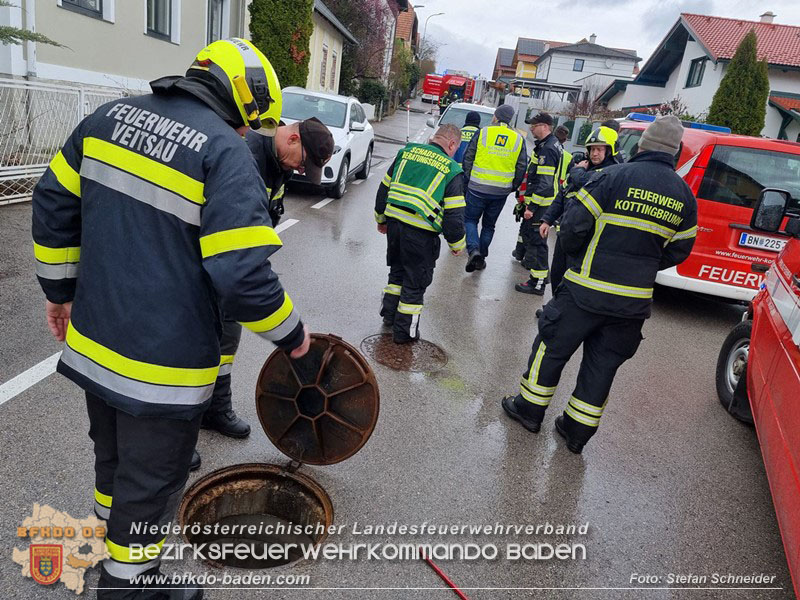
[416,0,800,78]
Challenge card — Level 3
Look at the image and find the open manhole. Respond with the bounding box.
[178,464,332,568]
[178,334,378,569]
[360,334,448,372]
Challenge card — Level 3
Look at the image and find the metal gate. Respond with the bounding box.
[0,77,127,205]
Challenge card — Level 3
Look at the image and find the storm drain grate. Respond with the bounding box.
[360,334,448,373]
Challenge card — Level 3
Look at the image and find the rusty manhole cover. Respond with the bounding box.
[360,334,448,372]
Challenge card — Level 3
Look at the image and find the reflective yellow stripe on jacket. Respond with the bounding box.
[60,323,218,406]
[81,137,205,226]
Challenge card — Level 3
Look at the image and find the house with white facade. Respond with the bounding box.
[597,12,800,140]
[526,35,640,111]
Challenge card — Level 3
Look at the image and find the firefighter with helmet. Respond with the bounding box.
[32,38,310,599]
[539,126,619,295]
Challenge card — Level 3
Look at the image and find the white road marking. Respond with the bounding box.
[311,198,337,209]
[0,352,60,407]
[274,219,299,233]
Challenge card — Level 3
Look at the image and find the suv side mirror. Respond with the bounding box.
[751,189,791,232]
[426,117,435,128]
[351,121,366,132]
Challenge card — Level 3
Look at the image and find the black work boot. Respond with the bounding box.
[515,278,545,295]
[501,395,542,433]
[512,248,524,261]
[201,408,251,439]
[554,416,585,454]
[189,449,201,472]
[475,255,487,270]
[466,250,482,273]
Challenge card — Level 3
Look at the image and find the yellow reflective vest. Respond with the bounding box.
[468,123,524,195]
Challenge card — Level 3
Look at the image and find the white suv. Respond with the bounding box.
[281,87,375,198]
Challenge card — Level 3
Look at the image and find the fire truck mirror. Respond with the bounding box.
[752,189,791,233]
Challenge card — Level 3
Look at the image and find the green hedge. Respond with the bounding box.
[249,0,314,88]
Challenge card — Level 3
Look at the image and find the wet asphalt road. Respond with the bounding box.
[0,103,794,600]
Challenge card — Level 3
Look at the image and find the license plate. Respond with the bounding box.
[738,232,787,253]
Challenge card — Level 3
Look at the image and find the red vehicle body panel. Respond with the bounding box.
[618,123,799,299]
[422,74,476,103]
[747,236,800,598]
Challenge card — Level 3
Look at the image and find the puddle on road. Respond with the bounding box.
[360,334,448,373]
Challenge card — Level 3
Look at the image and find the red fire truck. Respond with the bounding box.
[716,189,800,597]
[421,74,476,104]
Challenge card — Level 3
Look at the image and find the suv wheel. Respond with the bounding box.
[356,146,372,180]
[327,157,349,199]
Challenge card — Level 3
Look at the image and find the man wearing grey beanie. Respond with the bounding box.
[502,115,698,454]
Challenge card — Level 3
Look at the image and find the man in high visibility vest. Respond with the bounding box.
[502,116,697,453]
[453,110,481,164]
[32,38,311,598]
[515,112,561,295]
[375,124,467,343]
[461,104,528,272]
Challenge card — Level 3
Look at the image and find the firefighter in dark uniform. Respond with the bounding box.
[32,38,311,599]
[453,110,481,165]
[375,124,467,343]
[502,116,698,453]
[515,112,562,295]
[540,126,619,295]
[204,119,333,447]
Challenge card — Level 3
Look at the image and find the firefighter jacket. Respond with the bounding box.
[543,151,617,225]
[558,147,573,188]
[559,150,698,319]
[524,133,561,207]
[454,125,479,164]
[31,83,305,420]
[375,141,466,252]
[245,131,292,227]
[462,123,527,196]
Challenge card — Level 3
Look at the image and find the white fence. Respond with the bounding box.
[0,78,128,205]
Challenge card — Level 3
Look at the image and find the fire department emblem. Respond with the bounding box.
[30,544,63,585]
[495,134,508,147]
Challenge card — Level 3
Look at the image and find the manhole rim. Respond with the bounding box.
[177,463,335,570]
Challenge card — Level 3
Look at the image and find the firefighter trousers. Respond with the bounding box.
[520,205,550,283]
[88,392,201,598]
[516,286,644,445]
[381,219,440,343]
[207,320,242,416]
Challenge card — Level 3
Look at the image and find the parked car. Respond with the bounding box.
[617,113,800,302]
[715,189,800,598]
[426,102,495,130]
[281,87,374,199]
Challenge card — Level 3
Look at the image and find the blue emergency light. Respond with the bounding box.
[624,112,731,134]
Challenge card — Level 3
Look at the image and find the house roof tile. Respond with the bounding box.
[682,13,800,68]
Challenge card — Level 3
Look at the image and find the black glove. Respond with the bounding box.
[513,201,525,222]
[268,197,285,228]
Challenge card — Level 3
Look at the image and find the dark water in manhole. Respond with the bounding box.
[189,514,315,569]
[360,334,448,372]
